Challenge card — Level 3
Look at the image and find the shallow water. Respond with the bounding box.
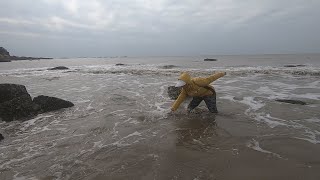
[0,54,320,179]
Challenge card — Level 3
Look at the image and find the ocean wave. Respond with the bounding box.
[1,64,320,77]
[79,65,320,77]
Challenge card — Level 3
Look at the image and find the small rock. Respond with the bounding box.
[275,99,307,105]
[48,66,69,70]
[168,86,182,100]
[0,133,3,141]
[33,95,74,113]
[204,58,217,61]
[161,65,179,69]
[284,64,306,68]
[284,65,297,67]
[115,63,125,66]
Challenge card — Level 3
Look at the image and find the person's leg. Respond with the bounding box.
[187,97,203,112]
[204,95,218,113]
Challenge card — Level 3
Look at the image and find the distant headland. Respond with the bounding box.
[0,47,53,62]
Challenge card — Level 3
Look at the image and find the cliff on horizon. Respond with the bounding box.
[0,47,53,62]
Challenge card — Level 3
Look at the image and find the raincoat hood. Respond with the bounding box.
[178,72,192,84]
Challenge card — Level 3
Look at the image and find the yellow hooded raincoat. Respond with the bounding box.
[171,72,225,111]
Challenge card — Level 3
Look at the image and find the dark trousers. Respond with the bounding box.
[187,94,218,113]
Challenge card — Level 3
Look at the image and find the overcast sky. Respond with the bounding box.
[0,0,319,57]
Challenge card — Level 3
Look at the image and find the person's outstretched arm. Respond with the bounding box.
[192,72,226,87]
[171,88,187,111]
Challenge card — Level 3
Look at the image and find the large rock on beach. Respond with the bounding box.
[0,83,74,122]
[48,66,69,70]
[0,84,36,122]
[0,94,35,122]
[275,99,307,105]
[168,86,182,100]
[33,95,74,113]
[0,84,29,103]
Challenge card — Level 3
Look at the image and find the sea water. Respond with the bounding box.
[0,54,320,179]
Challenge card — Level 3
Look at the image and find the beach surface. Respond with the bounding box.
[0,54,320,179]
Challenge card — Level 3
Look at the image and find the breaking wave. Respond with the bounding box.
[1,64,320,77]
[79,65,320,77]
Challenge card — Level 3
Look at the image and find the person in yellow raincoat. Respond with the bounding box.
[171,71,226,113]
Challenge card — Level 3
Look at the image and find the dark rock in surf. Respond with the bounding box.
[168,86,182,100]
[0,84,30,103]
[0,133,3,141]
[0,84,36,122]
[0,83,74,122]
[275,99,307,105]
[284,64,306,68]
[204,58,217,61]
[115,63,125,66]
[48,66,69,70]
[284,65,297,67]
[161,65,179,69]
[33,95,74,113]
[0,93,36,122]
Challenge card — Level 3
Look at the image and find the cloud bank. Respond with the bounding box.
[0,0,319,56]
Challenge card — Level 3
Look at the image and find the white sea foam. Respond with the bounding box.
[21,115,54,131]
[1,63,320,78]
[295,129,320,144]
[100,131,143,148]
[239,97,265,111]
[219,95,235,101]
[305,118,320,123]
[246,139,281,158]
[86,102,94,110]
[255,113,287,128]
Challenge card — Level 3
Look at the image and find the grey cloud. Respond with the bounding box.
[0,0,319,57]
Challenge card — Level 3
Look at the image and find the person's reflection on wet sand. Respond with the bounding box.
[174,113,218,149]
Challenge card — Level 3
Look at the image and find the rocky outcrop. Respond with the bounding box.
[275,99,307,105]
[0,84,74,122]
[0,47,11,62]
[48,66,69,70]
[115,63,125,66]
[168,86,182,100]
[33,95,74,113]
[0,57,11,62]
[0,47,10,56]
[204,58,217,61]
[0,133,3,141]
[0,47,52,62]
